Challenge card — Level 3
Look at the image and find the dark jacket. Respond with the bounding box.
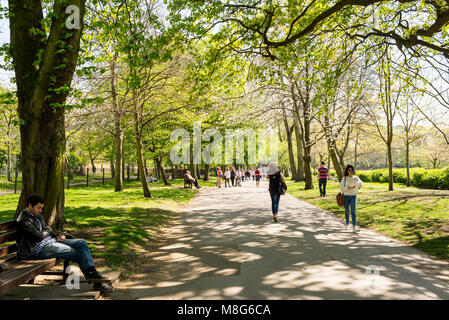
[16,209,58,260]
[268,172,287,194]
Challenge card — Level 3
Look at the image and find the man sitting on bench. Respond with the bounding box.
[16,194,113,292]
[184,170,201,189]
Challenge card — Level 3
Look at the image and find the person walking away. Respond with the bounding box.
[267,164,287,222]
[240,169,245,183]
[340,164,363,233]
[245,169,250,181]
[230,167,236,187]
[255,168,261,187]
[318,161,330,197]
[216,167,222,188]
[224,167,231,188]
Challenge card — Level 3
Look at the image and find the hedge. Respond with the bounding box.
[355,167,449,190]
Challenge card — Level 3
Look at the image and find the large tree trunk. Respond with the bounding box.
[387,142,394,191]
[354,134,359,170]
[301,109,314,190]
[405,140,411,187]
[135,134,151,197]
[7,139,11,182]
[323,115,344,180]
[10,0,86,231]
[303,154,313,189]
[110,52,123,192]
[189,145,198,180]
[294,122,305,181]
[196,164,200,180]
[110,159,115,179]
[327,139,344,180]
[203,164,210,181]
[90,158,96,175]
[133,93,151,197]
[283,114,297,181]
[156,157,169,185]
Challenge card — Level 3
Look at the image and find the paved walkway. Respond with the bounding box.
[110,181,449,300]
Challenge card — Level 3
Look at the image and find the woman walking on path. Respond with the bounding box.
[230,167,236,187]
[267,164,287,223]
[224,167,231,188]
[255,168,261,187]
[340,164,363,233]
[216,167,222,188]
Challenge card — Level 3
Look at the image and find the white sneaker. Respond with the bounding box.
[345,224,350,230]
[353,226,360,233]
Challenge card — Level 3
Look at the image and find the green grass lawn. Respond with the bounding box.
[0,177,216,275]
[287,179,449,260]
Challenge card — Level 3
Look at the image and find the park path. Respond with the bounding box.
[111,180,449,300]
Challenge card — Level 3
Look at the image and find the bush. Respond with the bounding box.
[439,167,449,190]
[357,171,370,182]
[357,167,449,190]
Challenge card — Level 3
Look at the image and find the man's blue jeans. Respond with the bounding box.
[344,195,357,226]
[37,239,95,274]
[270,191,280,215]
[319,178,328,196]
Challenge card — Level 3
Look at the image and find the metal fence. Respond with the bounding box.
[0,168,20,197]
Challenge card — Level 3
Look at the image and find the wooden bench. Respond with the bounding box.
[0,220,69,296]
[184,179,192,189]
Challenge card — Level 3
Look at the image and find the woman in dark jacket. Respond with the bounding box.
[230,167,236,187]
[267,164,287,222]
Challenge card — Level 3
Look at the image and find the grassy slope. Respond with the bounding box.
[0,177,216,275]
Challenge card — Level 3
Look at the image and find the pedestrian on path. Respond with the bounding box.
[230,167,236,187]
[255,168,261,187]
[267,164,287,222]
[340,164,363,233]
[318,161,330,197]
[224,167,231,188]
[245,169,251,181]
[216,167,222,188]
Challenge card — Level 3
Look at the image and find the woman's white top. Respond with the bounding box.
[225,171,231,179]
[340,175,363,196]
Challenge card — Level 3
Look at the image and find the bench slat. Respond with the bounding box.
[0,231,16,245]
[0,220,15,232]
[0,244,17,258]
[0,258,64,295]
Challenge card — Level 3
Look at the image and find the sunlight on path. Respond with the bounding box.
[111,180,449,300]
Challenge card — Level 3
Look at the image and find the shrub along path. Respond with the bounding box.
[109,180,449,300]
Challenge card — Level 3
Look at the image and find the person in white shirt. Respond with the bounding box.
[340,164,363,233]
[224,167,231,188]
